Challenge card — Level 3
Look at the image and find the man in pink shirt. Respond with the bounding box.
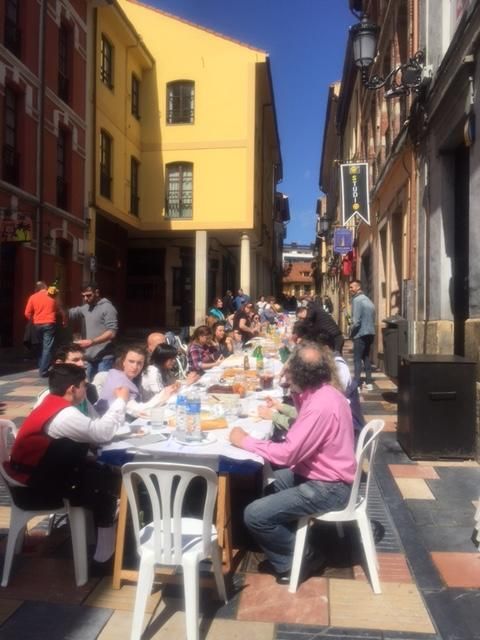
[230,342,356,584]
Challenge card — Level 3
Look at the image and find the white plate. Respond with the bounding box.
[115,425,153,439]
[173,433,217,446]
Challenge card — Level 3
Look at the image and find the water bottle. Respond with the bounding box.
[175,388,187,440]
[185,387,202,441]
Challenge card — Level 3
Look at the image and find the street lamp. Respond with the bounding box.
[317,216,330,238]
[349,13,425,98]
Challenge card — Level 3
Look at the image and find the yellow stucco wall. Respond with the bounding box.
[116,0,269,231]
[96,5,152,228]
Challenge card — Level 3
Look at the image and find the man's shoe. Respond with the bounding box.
[363,383,374,392]
[257,559,291,585]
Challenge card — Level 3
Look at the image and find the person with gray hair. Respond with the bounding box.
[229,341,356,584]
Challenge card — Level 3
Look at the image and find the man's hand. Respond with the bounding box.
[229,426,248,448]
[258,406,274,420]
[264,396,281,409]
[75,339,93,348]
[114,387,130,402]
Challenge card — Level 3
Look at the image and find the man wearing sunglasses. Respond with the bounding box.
[68,283,118,381]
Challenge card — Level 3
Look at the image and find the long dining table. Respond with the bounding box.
[102,350,285,589]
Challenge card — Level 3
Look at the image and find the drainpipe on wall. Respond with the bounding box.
[35,0,47,281]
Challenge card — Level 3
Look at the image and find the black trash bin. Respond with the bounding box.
[382,316,408,380]
[397,354,477,459]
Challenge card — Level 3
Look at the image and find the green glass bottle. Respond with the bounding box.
[255,345,264,373]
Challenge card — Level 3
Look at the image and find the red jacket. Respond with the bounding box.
[6,395,71,484]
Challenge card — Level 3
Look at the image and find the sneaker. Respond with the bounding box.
[363,384,374,392]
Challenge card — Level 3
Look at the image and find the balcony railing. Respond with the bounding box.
[56,176,68,210]
[165,197,192,218]
[4,20,21,58]
[58,72,69,103]
[100,168,112,199]
[2,145,19,185]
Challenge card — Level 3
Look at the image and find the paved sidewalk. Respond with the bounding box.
[0,348,479,639]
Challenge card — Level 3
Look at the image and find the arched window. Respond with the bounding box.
[165,162,193,218]
[166,81,194,124]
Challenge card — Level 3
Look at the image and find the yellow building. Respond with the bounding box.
[88,0,284,330]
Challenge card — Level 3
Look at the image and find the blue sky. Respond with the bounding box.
[148,0,354,244]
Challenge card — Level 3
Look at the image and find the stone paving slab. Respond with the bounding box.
[0,601,113,640]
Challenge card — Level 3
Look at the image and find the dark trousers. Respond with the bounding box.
[333,333,345,354]
[35,323,56,376]
[23,439,120,527]
[353,334,374,386]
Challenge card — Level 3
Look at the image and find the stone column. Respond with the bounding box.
[240,233,251,295]
[194,230,208,326]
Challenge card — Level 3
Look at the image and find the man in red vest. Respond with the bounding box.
[6,364,129,566]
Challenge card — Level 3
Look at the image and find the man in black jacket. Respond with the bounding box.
[302,302,344,354]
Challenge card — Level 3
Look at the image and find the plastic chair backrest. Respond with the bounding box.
[92,371,109,395]
[343,419,384,513]
[0,420,15,466]
[122,462,218,565]
[0,420,21,489]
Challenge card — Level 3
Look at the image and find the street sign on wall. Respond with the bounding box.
[340,162,370,225]
[333,228,353,254]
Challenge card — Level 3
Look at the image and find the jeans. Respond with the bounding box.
[86,354,115,382]
[244,468,351,573]
[353,334,374,386]
[36,323,56,376]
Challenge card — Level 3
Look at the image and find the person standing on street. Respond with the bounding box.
[222,290,235,316]
[24,281,60,377]
[68,283,118,381]
[349,280,376,391]
[233,288,250,311]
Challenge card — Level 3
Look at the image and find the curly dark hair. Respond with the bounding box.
[288,341,334,391]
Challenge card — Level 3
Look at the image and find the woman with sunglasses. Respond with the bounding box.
[233,302,258,344]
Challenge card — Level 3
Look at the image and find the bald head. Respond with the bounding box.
[147,332,166,354]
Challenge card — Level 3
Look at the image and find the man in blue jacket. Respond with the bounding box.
[349,280,376,391]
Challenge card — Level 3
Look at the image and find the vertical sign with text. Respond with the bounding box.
[340,163,370,226]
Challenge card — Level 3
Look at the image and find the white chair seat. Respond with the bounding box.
[139,518,217,554]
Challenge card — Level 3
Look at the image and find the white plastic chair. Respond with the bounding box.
[474,497,480,547]
[0,419,90,587]
[122,461,227,640]
[92,370,109,395]
[288,419,385,594]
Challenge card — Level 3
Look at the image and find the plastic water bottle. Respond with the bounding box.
[185,387,202,441]
[175,388,187,440]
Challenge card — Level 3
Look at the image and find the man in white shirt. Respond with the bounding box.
[7,364,129,566]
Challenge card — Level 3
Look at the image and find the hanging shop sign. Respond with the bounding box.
[333,228,353,254]
[0,210,32,242]
[340,162,370,225]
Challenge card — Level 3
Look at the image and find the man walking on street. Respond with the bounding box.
[349,280,376,391]
[24,281,59,377]
[68,283,118,381]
